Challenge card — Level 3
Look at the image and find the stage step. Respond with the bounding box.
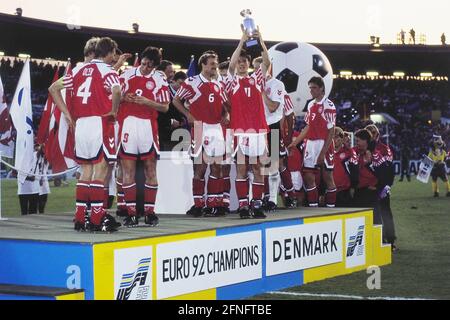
[372,224,392,267]
[0,284,85,300]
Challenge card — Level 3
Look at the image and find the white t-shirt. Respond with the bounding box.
[264,78,285,126]
[38,158,50,196]
[18,179,40,195]
[17,152,40,195]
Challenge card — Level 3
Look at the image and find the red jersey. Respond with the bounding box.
[283,94,295,116]
[334,145,358,191]
[372,141,394,167]
[175,74,227,125]
[371,141,395,189]
[304,98,336,141]
[227,67,268,132]
[288,131,303,171]
[354,147,377,189]
[218,74,230,92]
[118,67,170,122]
[63,59,120,119]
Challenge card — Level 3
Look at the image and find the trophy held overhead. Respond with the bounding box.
[240,9,261,52]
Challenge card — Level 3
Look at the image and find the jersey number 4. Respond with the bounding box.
[77,77,92,104]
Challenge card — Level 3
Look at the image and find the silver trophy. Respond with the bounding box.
[240,9,259,48]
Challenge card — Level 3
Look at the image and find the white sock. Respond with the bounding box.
[269,172,280,204]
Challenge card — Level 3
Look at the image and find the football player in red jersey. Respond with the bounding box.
[49,37,122,232]
[365,124,397,251]
[287,130,306,206]
[288,77,337,208]
[173,51,229,218]
[227,26,270,219]
[218,61,233,213]
[118,47,170,227]
[332,127,359,207]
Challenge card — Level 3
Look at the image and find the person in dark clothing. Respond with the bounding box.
[410,28,416,44]
[399,146,411,182]
[366,124,397,252]
[156,67,188,150]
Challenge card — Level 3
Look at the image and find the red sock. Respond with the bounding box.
[223,176,231,208]
[75,180,90,223]
[280,168,295,198]
[236,178,249,208]
[207,176,222,208]
[252,182,265,201]
[123,183,137,217]
[193,179,205,208]
[144,184,158,215]
[306,186,319,207]
[103,187,109,209]
[217,178,224,207]
[264,176,269,198]
[89,181,106,225]
[326,188,337,208]
[116,180,126,210]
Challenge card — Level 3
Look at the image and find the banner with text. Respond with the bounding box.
[156,232,262,299]
[266,220,343,276]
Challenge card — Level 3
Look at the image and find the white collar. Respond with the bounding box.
[199,73,215,83]
[136,67,154,78]
[315,95,327,104]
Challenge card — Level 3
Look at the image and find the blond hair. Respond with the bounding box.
[84,37,100,57]
[365,124,380,141]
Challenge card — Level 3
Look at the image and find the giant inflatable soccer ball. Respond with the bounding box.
[268,42,333,116]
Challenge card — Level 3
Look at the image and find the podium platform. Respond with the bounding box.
[0,208,391,300]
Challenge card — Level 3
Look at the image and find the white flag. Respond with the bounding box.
[9,59,34,183]
[0,74,14,158]
[417,156,434,184]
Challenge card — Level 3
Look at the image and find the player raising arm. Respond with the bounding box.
[227,26,271,219]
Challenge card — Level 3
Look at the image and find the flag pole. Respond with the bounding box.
[386,124,390,146]
[0,150,8,221]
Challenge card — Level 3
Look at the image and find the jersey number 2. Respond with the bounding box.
[77,77,92,104]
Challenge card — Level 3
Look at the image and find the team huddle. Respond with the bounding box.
[48,28,396,249]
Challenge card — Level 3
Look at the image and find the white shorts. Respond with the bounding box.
[119,116,158,160]
[75,116,116,164]
[291,171,303,191]
[234,133,268,158]
[191,123,225,158]
[303,139,334,170]
[225,128,233,155]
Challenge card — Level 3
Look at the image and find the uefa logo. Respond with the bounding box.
[114,246,153,300]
